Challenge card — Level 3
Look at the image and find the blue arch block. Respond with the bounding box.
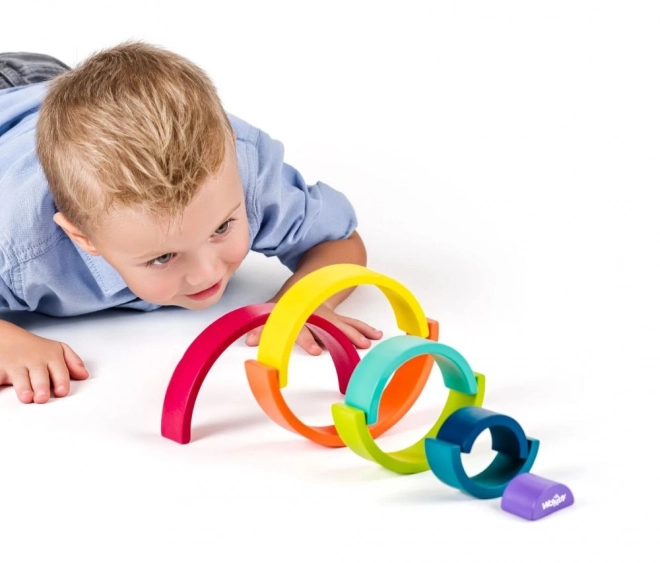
[425,406,540,499]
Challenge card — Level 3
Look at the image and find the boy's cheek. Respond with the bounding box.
[126,277,178,305]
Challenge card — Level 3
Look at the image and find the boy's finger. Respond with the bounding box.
[340,317,383,340]
[61,343,89,380]
[245,327,263,346]
[27,365,51,404]
[296,327,322,356]
[48,361,71,397]
[9,367,33,404]
[333,321,373,350]
[304,325,328,351]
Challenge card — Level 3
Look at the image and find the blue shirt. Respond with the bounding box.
[0,82,357,316]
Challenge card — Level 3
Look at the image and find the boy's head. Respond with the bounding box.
[36,41,250,309]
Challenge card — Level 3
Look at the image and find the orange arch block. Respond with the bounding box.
[244,319,439,447]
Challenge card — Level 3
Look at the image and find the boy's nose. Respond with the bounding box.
[184,252,222,288]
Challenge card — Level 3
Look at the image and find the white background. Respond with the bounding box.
[1,1,658,561]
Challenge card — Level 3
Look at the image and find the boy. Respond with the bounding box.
[0,42,382,405]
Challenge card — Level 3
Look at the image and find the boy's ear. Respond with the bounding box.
[53,212,101,256]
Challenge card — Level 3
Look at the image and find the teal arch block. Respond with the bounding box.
[344,335,479,425]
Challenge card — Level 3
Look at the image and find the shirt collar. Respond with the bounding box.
[73,243,132,297]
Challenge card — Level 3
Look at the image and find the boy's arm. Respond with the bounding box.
[246,230,383,354]
[267,230,366,309]
[242,122,381,353]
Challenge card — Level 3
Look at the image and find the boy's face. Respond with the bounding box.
[57,149,251,310]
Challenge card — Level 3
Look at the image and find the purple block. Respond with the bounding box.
[501,473,574,520]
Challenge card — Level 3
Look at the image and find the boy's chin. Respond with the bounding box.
[180,301,216,310]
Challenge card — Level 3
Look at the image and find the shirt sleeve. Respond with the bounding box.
[248,128,358,272]
[0,280,9,310]
[0,247,18,311]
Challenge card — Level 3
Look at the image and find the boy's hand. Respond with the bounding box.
[0,321,89,404]
[245,303,382,355]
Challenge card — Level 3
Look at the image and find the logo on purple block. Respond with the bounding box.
[542,493,567,511]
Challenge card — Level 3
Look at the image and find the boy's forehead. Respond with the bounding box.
[97,167,242,257]
[94,207,182,251]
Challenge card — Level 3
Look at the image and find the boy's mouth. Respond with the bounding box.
[185,281,222,301]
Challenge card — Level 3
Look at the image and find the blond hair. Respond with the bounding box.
[36,40,233,234]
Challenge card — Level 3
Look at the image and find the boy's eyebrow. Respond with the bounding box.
[136,202,242,260]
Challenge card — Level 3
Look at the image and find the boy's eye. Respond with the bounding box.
[153,253,174,265]
[214,220,232,235]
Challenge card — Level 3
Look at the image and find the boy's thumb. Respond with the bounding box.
[61,343,90,379]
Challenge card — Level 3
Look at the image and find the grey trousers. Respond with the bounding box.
[0,52,70,90]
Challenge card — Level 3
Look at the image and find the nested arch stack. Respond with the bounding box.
[160,264,539,499]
